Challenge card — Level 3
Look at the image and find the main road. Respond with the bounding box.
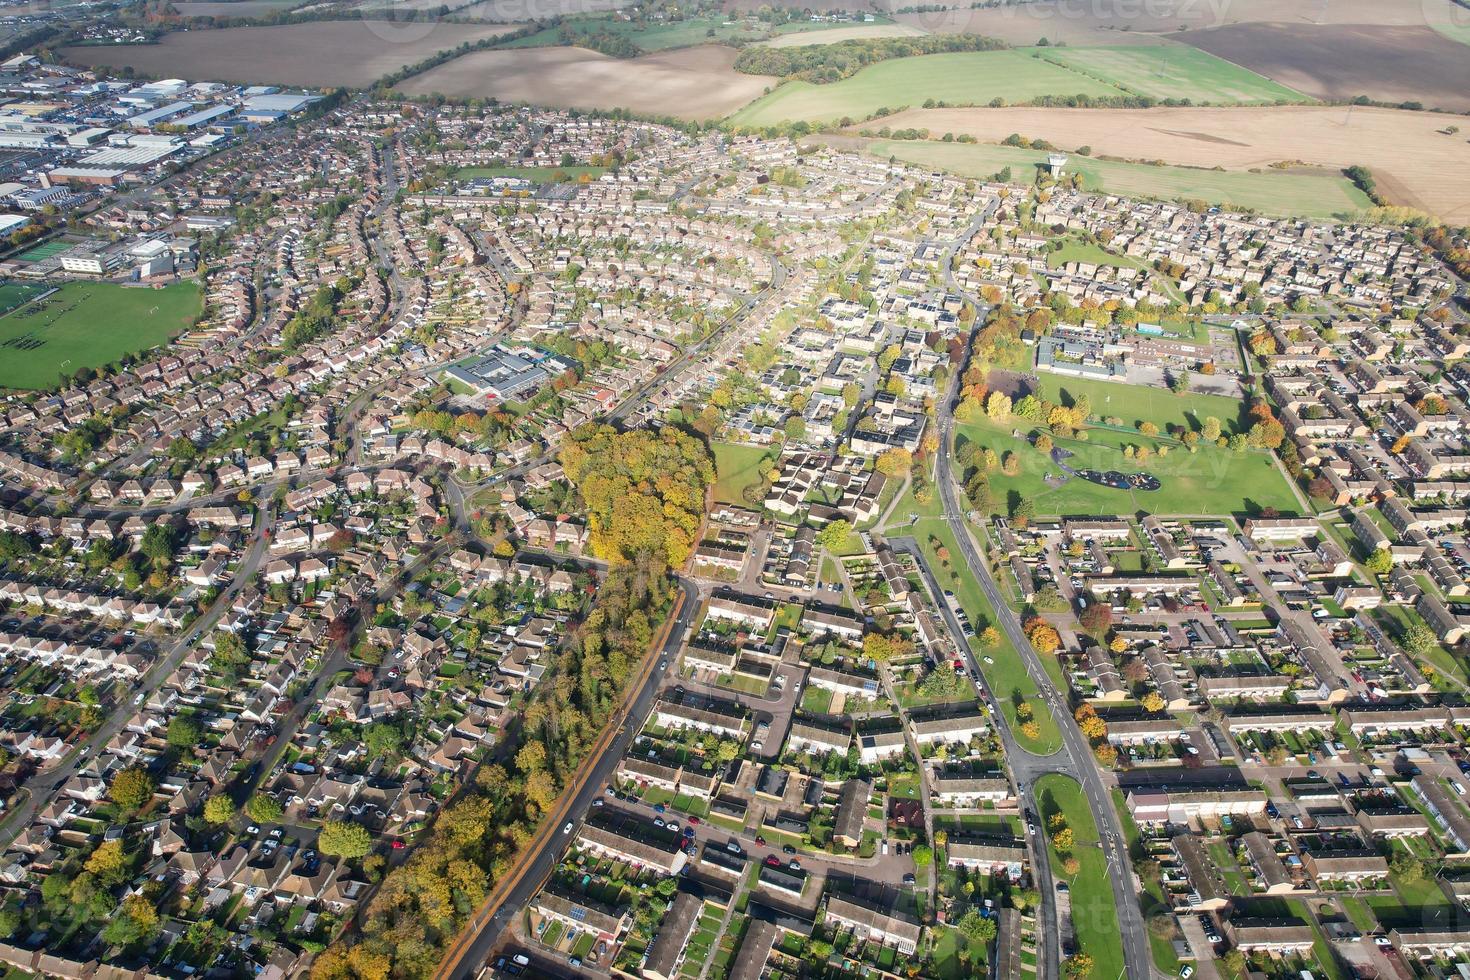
[931,354,1154,979]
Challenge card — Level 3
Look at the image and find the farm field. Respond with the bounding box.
[726,49,1121,128]
[1035,774,1124,980]
[499,13,884,52]
[0,282,203,391]
[846,136,1371,220]
[455,0,624,18]
[757,22,927,47]
[952,416,1301,518]
[60,20,521,88]
[174,0,305,16]
[889,0,1469,44]
[711,440,771,504]
[399,44,775,119]
[1177,23,1470,112]
[1035,46,1307,104]
[863,104,1468,220]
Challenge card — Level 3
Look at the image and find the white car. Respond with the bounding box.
[562,822,573,835]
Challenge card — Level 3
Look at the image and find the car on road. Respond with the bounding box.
[726,840,744,855]
[764,855,782,868]
[688,816,700,825]
[591,799,603,808]
[902,873,916,885]
[783,844,796,855]
[562,822,573,834]
[755,835,766,846]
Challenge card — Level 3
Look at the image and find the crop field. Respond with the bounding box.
[60,20,521,88]
[889,0,1469,45]
[1179,23,1470,112]
[1036,46,1307,104]
[757,22,927,47]
[0,282,203,391]
[399,45,775,119]
[173,0,305,16]
[726,49,1121,127]
[850,136,1371,220]
[455,0,625,19]
[863,104,1467,220]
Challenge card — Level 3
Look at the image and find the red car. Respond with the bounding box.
[764,855,782,868]
[390,840,405,849]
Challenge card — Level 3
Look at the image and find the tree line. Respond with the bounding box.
[732,32,1007,84]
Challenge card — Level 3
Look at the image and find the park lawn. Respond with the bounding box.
[858,138,1372,220]
[1035,373,1252,435]
[456,164,608,182]
[909,515,1063,754]
[954,417,1299,518]
[727,49,1123,127]
[1036,774,1124,980]
[1037,45,1309,105]
[711,440,771,504]
[0,280,203,391]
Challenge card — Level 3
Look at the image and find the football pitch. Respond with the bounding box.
[0,281,203,390]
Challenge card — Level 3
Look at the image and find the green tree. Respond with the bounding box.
[166,714,203,749]
[318,820,374,859]
[203,794,235,826]
[815,519,852,552]
[109,767,155,810]
[102,895,159,946]
[246,793,283,824]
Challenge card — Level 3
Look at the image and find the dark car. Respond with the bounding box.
[755,835,766,846]
[782,844,797,855]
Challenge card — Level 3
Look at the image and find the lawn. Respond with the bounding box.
[727,49,1123,127]
[456,165,608,183]
[712,440,772,505]
[0,280,203,390]
[905,506,1063,754]
[0,283,44,316]
[859,138,1372,220]
[1035,374,1252,436]
[954,418,1300,518]
[1035,774,1124,980]
[1036,46,1309,105]
[932,924,989,978]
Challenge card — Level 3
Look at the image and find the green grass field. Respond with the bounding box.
[1035,374,1251,435]
[954,418,1300,518]
[1037,46,1309,104]
[1035,774,1124,980]
[457,165,608,183]
[17,241,68,262]
[0,283,45,317]
[712,440,772,504]
[0,281,203,391]
[861,138,1373,220]
[727,49,1123,127]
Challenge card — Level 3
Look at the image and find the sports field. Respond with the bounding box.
[0,283,45,317]
[726,49,1122,127]
[0,281,203,390]
[1037,46,1309,104]
[17,241,68,262]
[1036,774,1124,980]
[856,138,1371,220]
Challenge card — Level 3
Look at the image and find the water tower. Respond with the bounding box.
[1046,152,1068,178]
